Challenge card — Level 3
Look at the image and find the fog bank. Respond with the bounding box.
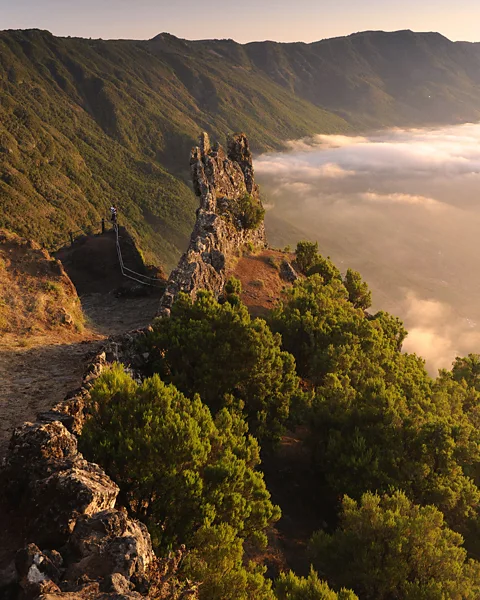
[256,123,480,373]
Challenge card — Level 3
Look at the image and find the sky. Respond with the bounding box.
[256,123,480,373]
[1,0,480,43]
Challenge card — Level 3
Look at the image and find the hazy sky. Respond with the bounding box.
[1,0,479,43]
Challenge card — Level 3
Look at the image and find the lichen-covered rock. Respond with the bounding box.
[32,464,119,547]
[159,132,267,315]
[50,350,107,435]
[3,421,79,499]
[65,509,154,584]
[15,544,62,598]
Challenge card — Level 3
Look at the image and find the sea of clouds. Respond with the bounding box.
[256,123,480,374]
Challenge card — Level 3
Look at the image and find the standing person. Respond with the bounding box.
[110,205,117,224]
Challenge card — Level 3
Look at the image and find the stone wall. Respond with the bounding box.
[159,132,267,315]
[0,333,197,600]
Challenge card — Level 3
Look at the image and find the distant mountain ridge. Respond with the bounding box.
[1,28,480,265]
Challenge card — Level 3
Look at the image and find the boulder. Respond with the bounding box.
[65,509,154,585]
[15,544,62,598]
[3,421,79,501]
[280,260,299,283]
[32,464,119,547]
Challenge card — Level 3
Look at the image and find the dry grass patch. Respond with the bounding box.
[0,229,84,336]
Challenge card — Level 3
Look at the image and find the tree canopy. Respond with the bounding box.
[80,364,280,553]
[144,290,301,441]
[309,491,480,600]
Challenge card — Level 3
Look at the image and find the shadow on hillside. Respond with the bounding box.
[80,292,162,337]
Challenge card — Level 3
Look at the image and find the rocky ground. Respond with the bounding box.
[227,248,298,317]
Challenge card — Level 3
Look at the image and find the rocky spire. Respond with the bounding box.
[159,132,267,316]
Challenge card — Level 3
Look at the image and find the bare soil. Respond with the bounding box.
[228,249,295,317]
[0,291,161,461]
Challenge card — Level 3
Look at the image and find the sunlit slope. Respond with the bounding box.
[200,30,480,127]
[0,30,348,265]
[3,29,480,265]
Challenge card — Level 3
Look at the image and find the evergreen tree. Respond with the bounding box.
[80,365,280,551]
[309,491,480,600]
[145,290,300,441]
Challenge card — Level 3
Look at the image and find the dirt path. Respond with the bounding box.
[0,292,161,460]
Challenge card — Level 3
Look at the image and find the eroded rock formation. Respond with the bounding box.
[159,132,267,315]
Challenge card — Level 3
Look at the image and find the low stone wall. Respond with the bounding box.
[0,332,196,600]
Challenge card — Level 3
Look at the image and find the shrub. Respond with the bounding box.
[307,256,342,285]
[275,568,358,600]
[145,291,301,441]
[235,193,265,230]
[80,364,280,551]
[309,491,480,600]
[295,241,318,274]
[343,268,372,310]
[183,524,275,600]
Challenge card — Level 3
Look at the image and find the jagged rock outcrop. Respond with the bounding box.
[280,259,299,283]
[159,132,267,315]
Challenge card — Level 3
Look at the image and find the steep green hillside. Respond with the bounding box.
[240,30,480,127]
[2,28,480,266]
[0,29,348,266]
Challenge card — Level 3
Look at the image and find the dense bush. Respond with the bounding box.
[144,290,301,441]
[183,524,275,600]
[80,364,280,552]
[77,241,480,599]
[227,192,265,230]
[295,241,319,273]
[309,491,480,600]
[270,274,480,534]
[275,569,358,600]
[343,268,372,310]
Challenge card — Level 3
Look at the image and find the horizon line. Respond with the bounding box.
[1,27,478,46]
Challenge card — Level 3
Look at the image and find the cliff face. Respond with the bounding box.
[159,132,267,315]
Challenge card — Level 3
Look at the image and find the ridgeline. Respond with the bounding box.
[2,29,480,268]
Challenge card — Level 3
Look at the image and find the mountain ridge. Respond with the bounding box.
[2,27,480,266]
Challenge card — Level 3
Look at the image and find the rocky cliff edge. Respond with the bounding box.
[159,132,267,315]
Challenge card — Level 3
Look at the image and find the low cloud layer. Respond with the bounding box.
[256,123,480,374]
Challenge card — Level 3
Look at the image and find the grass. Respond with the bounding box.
[2,29,480,271]
[0,229,85,336]
[250,279,265,289]
[0,29,350,270]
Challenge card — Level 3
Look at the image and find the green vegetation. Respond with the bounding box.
[0,228,84,334]
[275,569,358,600]
[81,365,280,599]
[80,240,480,599]
[226,192,265,230]
[80,366,280,547]
[309,492,480,600]
[143,290,301,441]
[183,524,276,600]
[0,29,349,266]
[5,30,480,266]
[343,268,372,310]
[294,241,341,285]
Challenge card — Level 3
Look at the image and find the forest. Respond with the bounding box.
[78,241,480,600]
